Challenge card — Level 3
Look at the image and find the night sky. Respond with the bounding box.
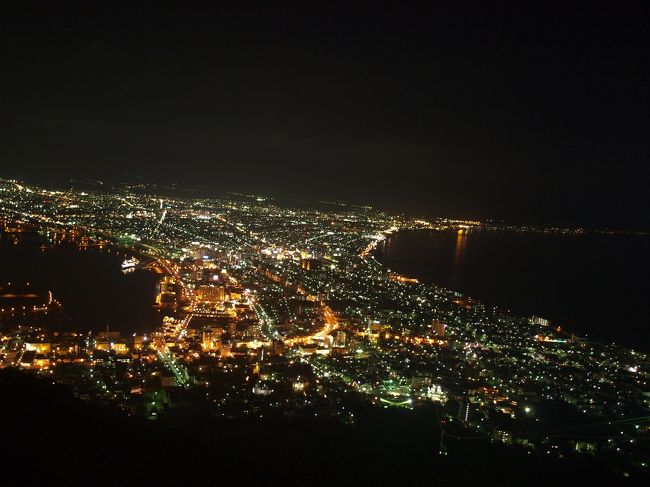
[1,3,648,229]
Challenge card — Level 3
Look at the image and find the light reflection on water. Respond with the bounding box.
[450,229,468,289]
[376,228,650,350]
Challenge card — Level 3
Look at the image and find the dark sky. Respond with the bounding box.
[1,2,648,228]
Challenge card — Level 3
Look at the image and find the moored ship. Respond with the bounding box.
[121,257,140,270]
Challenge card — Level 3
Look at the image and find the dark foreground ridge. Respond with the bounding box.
[2,369,642,486]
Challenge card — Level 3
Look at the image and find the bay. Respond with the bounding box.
[376,229,650,351]
[0,232,161,334]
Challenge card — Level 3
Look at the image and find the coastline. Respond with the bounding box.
[0,222,164,334]
[372,227,650,351]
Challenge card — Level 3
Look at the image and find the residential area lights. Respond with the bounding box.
[0,178,648,468]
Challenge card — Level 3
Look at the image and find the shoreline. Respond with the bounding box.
[0,223,164,335]
[372,228,594,343]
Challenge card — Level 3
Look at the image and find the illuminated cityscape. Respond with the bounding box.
[1,177,648,481]
[2,2,648,483]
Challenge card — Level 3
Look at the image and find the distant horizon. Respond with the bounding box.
[3,172,649,233]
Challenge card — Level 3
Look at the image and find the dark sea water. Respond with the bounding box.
[376,229,650,351]
[0,233,161,334]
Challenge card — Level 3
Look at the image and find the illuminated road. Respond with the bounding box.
[150,258,195,388]
[283,302,338,346]
[251,301,281,340]
[155,345,190,387]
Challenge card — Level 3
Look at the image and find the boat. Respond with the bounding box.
[121,257,140,270]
